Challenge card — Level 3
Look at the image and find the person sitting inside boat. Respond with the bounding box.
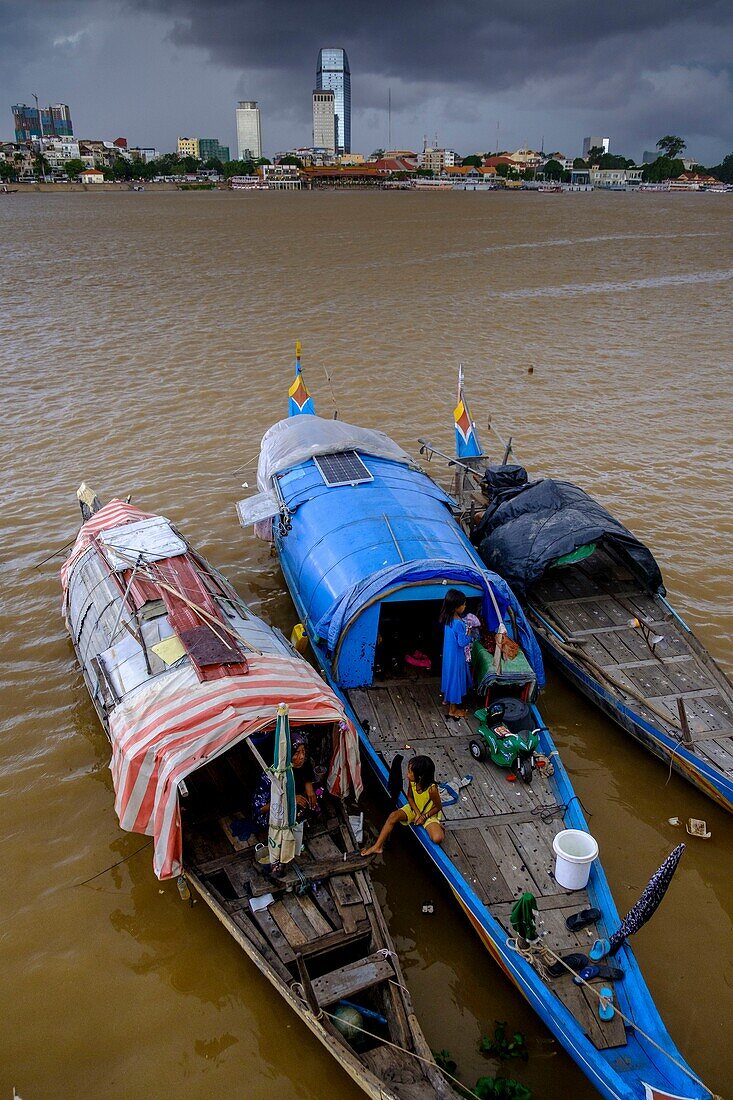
[361,755,444,855]
[251,730,320,832]
[440,588,478,719]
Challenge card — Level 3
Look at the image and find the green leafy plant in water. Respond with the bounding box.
[473,1076,531,1100]
[433,1049,457,1075]
[479,1021,529,1062]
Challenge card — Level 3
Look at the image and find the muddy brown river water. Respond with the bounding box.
[1,190,731,1099]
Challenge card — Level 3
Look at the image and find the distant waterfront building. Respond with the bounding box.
[80,168,105,184]
[261,163,302,189]
[418,146,459,172]
[582,135,610,157]
[129,147,158,163]
[177,137,200,158]
[38,137,81,176]
[236,101,262,160]
[12,103,73,141]
[588,167,642,188]
[199,138,230,163]
[316,48,350,154]
[312,89,336,155]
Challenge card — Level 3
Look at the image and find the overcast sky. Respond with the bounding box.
[2,0,731,163]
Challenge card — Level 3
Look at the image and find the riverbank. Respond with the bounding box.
[9,180,181,192]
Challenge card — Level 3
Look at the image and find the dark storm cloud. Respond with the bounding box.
[134,0,732,89]
[2,0,731,159]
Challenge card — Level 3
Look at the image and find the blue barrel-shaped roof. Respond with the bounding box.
[272,436,543,683]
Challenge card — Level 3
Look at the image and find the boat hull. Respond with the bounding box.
[532,620,733,813]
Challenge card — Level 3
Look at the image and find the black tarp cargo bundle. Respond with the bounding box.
[472,465,664,600]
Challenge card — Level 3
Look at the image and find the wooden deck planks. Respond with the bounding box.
[347,676,638,1052]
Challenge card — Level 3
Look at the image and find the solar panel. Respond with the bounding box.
[314,451,373,487]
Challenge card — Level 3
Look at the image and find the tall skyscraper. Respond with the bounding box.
[316,48,350,154]
[236,101,262,160]
[12,103,73,142]
[312,89,336,154]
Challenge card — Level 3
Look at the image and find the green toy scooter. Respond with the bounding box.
[469,698,540,783]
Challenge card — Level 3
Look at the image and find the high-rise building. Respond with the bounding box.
[199,138,230,163]
[582,135,610,158]
[177,137,200,158]
[236,101,262,160]
[12,103,73,142]
[316,48,350,154]
[312,89,336,155]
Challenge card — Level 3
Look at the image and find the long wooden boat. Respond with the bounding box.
[236,361,711,1100]
[442,395,733,813]
[61,486,456,1100]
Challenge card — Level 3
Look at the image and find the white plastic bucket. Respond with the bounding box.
[552,829,599,890]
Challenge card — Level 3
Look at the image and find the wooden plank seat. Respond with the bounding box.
[310,950,395,1007]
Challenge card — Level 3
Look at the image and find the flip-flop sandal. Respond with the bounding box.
[589,937,611,960]
[598,985,615,1021]
[565,907,602,932]
[547,953,589,978]
[574,964,625,984]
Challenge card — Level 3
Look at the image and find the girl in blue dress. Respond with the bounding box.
[440,588,474,719]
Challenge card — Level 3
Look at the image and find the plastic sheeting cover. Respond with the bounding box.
[100,516,186,572]
[475,476,664,599]
[257,416,413,491]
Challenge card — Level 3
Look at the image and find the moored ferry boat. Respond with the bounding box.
[235,351,711,1100]
[61,486,457,1100]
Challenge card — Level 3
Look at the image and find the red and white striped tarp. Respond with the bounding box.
[109,653,362,879]
[62,499,362,878]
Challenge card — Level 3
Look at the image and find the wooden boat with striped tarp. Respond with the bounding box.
[61,485,457,1100]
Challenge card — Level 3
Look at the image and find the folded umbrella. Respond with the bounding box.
[608,843,685,955]
[267,703,297,866]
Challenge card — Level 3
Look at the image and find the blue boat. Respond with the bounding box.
[435,377,733,814]
[236,352,711,1100]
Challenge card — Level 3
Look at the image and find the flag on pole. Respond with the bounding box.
[288,340,315,416]
[454,366,482,458]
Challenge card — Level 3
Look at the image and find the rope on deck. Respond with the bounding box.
[506,936,721,1099]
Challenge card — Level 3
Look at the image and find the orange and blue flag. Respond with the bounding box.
[288,341,315,416]
[454,368,482,458]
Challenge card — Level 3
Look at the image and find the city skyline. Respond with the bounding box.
[1,2,731,165]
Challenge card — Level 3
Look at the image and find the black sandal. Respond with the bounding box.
[565,907,601,932]
[546,953,590,977]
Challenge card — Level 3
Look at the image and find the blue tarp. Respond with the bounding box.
[317,557,545,687]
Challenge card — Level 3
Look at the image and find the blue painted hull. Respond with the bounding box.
[275,545,709,1100]
[531,613,733,814]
